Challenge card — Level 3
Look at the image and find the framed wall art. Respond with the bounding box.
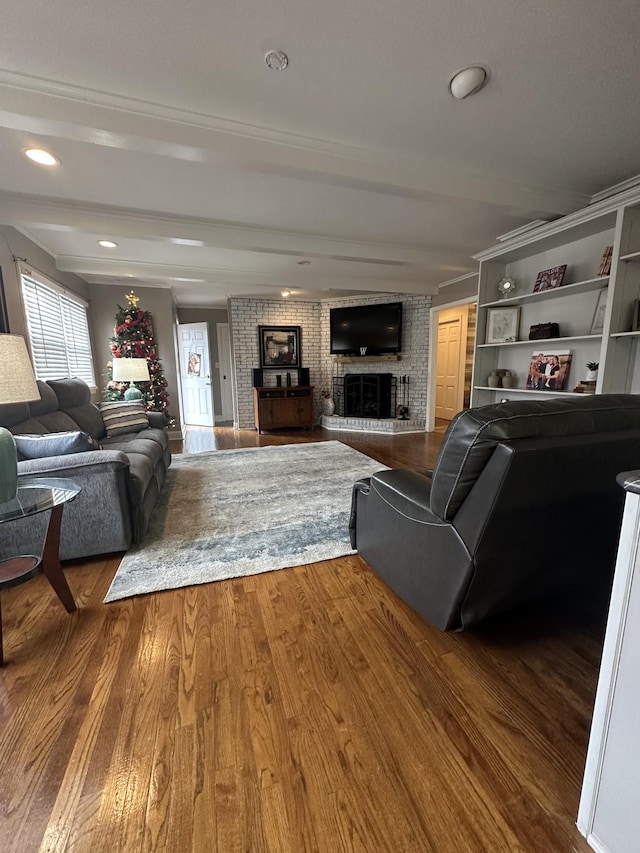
[533,264,567,293]
[485,306,520,344]
[258,325,301,369]
[590,289,608,335]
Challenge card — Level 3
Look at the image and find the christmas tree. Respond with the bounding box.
[103,290,171,420]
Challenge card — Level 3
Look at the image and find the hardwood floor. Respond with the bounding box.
[0,426,603,852]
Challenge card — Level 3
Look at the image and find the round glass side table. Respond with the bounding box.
[0,477,81,665]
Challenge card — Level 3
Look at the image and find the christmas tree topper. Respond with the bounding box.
[125,290,140,308]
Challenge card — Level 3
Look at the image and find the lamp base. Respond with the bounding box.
[0,427,18,503]
[124,386,144,401]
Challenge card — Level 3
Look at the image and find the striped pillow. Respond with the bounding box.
[98,401,150,437]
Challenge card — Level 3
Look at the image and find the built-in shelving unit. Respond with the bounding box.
[477,334,601,348]
[473,385,587,397]
[480,276,609,309]
[471,188,640,406]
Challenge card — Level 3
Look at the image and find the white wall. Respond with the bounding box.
[229,298,322,429]
[88,283,182,430]
[177,306,229,416]
[0,226,89,339]
[320,294,431,423]
[229,293,431,430]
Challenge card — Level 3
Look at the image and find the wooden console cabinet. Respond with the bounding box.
[253,386,314,433]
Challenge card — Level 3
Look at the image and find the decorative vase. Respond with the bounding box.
[501,370,514,389]
[487,371,500,388]
[586,369,598,382]
[322,398,335,416]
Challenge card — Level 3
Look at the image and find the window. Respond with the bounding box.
[20,267,96,386]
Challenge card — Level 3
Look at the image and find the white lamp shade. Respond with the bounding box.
[0,334,40,403]
[112,358,150,382]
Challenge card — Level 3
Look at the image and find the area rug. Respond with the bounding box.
[104,440,387,602]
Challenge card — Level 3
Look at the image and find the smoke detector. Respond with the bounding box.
[265,50,289,71]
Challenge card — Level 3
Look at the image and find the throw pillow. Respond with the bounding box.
[98,401,150,437]
[15,431,100,460]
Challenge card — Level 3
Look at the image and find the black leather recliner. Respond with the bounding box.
[350,394,640,631]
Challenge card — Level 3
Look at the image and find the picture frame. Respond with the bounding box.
[485,306,520,344]
[533,264,567,293]
[187,351,202,376]
[526,349,572,392]
[258,325,301,369]
[590,289,608,335]
[632,299,640,332]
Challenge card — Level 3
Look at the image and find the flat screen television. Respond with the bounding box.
[330,301,402,355]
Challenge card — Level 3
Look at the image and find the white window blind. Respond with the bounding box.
[20,269,96,386]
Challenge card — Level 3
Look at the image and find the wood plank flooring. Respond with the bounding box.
[0,425,604,852]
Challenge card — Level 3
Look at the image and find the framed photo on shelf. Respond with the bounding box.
[533,264,567,293]
[590,289,608,335]
[485,306,520,344]
[258,325,301,369]
[526,349,572,391]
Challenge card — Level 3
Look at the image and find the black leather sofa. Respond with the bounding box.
[350,394,640,631]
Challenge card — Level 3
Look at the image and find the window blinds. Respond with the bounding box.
[20,270,96,386]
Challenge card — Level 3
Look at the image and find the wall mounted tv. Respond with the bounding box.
[330,301,402,355]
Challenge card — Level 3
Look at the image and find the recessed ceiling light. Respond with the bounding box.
[265,50,289,71]
[297,259,311,266]
[449,65,490,100]
[281,290,291,298]
[24,148,60,166]
[98,239,118,248]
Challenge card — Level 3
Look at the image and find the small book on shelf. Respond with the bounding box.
[597,246,613,277]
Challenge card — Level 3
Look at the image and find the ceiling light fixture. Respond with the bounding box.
[24,148,60,166]
[265,50,289,71]
[98,240,118,248]
[449,65,489,100]
[281,290,291,298]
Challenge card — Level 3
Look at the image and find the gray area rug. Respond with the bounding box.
[104,440,387,602]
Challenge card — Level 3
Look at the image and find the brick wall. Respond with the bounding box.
[229,294,431,429]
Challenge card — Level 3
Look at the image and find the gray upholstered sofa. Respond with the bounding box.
[350,394,640,631]
[0,378,171,560]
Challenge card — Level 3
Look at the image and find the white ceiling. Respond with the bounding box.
[1,0,639,307]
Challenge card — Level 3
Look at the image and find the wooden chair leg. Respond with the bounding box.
[41,505,76,613]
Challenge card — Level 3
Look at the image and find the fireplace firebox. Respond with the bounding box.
[342,373,394,418]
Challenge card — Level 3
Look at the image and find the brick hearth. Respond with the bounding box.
[320,414,425,434]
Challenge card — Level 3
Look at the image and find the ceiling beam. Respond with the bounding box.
[0,191,462,267]
[0,75,590,216]
[56,255,440,295]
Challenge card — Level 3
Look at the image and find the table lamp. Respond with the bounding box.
[0,334,40,503]
[112,357,150,401]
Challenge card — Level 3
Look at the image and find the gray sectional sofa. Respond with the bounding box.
[0,378,171,561]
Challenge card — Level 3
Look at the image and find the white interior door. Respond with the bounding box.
[217,323,234,421]
[178,322,214,426]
